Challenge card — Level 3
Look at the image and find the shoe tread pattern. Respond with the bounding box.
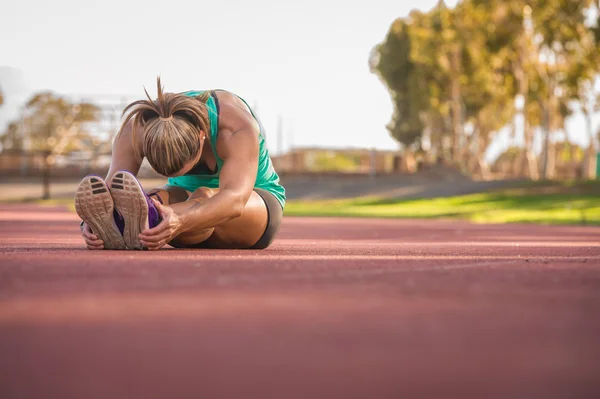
[110,171,149,250]
[75,176,126,250]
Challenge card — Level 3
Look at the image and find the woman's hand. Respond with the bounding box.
[139,198,183,251]
[81,222,104,250]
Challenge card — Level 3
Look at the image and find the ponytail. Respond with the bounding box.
[115,77,211,176]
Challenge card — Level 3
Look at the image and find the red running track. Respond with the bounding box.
[0,203,599,399]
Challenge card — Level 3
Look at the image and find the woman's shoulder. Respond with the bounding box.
[212,90,238,104]
[213,91,254,120]
[212,91,260,145]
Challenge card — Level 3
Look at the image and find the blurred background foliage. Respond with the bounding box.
[0,0,599,195]
[370,0,600,180]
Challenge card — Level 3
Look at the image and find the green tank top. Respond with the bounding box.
[167,90,286,209]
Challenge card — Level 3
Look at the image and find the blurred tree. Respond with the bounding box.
[23,93,99,151]
[409,4,457,163]
[508,2,540,179]
[371,0,599,180]
[18,92,99,199]
[370,18,426,149]
[531,0,598,179]
[372,1,514,173]
[456,1,516,178]
[560,0,600,179]
[0,122,23,151]
[0,86,4,107]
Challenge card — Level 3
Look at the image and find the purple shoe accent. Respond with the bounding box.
[145,194,161,228]
[113,170,162,230]
[113,209,125,234]
[148,192,164,204]
[126,173,162,229]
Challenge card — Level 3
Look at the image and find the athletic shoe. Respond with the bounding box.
[75,175,126,250]
[109,171,161,250]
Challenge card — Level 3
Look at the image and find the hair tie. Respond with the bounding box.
[160,116,173,121]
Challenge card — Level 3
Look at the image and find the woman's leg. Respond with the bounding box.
[146,185,273,249]
[197,189,269,249]
[164,187,270,248]
[146,185,189,206]
[167,187,220,247]
[145,185,216,246]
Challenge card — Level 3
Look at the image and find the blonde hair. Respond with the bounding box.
[117,77,211,176]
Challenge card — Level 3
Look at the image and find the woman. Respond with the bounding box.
[75,78,285,251]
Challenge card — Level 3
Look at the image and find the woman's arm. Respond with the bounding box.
[105,120,144,181]
[179,122,259,232]
[80,119,144,248]
[139,94,260,241]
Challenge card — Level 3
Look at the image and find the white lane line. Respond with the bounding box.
[276,239,600,247]
[206,260,526,287]
[0,212,79,222]
[0,251,597,261]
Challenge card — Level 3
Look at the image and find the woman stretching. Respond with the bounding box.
[75,78,285,250]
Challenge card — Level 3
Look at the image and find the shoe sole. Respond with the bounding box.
[110,171,149,250]
[75,176,126,250]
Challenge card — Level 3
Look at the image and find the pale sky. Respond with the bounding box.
[0,0,596,158]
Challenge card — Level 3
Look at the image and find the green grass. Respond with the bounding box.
[6,181,600,226]
[285,183,600,225]
[3,197,78,212]
[34,198,77,212]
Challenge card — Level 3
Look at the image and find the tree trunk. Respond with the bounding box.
[525,147,539,180]
[464,122,477,176]
[467,142,479,177]
[582,109,597,179]
[450,47,463,165]
[546,141,556,180]
[401,149,417,173]
[541,88,558,180]
[515,32,539,180]
[42,150,51,200]
[42,124,53,200]
[476,131,491,180]
[562,127,577,179]
[583,145,597,180]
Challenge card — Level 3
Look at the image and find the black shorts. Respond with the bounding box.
[169,188,283,250]
[250,188,283,249]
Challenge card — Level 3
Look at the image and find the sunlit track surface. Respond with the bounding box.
[0,204,599,399]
